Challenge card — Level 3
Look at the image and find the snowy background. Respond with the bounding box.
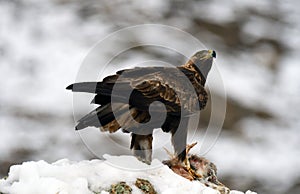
[1,0,300,193]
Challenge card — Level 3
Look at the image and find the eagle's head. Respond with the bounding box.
[191,50,216,79]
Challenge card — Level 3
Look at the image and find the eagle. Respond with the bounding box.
[66,50,216,164]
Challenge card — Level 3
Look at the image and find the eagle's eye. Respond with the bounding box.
[212,50,216,58]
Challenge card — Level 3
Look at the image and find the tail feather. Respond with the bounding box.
[66,82,113,94]
[75,103,129,131]
[75,104,111,130]
[66,82,132,100]
[90,94,111,105]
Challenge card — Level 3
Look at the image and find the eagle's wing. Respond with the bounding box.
[66,66,207,129]
[123,67,199,112]
[86,66,206,113]
[66,66,207,164]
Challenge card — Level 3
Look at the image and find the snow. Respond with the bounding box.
[0,155,257,194]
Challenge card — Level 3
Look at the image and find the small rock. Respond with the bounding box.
[135,178,157,194]
[109,182,132,194]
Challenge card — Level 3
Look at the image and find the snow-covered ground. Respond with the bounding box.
[0,155,257,194]
[1,0,300,193]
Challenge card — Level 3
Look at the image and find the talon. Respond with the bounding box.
[186,142,197,154]
[183,142,199,179]
[184,156,191,170]
[185,142,197,168]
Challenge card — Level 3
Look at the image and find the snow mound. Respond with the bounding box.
[0,156,257,194]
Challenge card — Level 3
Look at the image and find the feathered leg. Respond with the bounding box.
[130,133,153,164]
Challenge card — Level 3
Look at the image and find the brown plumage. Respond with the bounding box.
[66,50,216,164]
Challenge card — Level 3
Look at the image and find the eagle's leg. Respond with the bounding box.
[185,142,198,174]
[171,126,187,163]
[171,116,191,171]
[184,154,192,175]
[130,133,153,164]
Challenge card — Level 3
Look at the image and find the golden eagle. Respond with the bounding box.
[66,50,216,164]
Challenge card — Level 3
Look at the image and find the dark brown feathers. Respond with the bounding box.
[66,50,216,164]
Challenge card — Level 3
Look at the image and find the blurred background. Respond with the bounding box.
[0,0,300,193]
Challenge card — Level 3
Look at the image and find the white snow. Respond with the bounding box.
[0,155,257,194]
